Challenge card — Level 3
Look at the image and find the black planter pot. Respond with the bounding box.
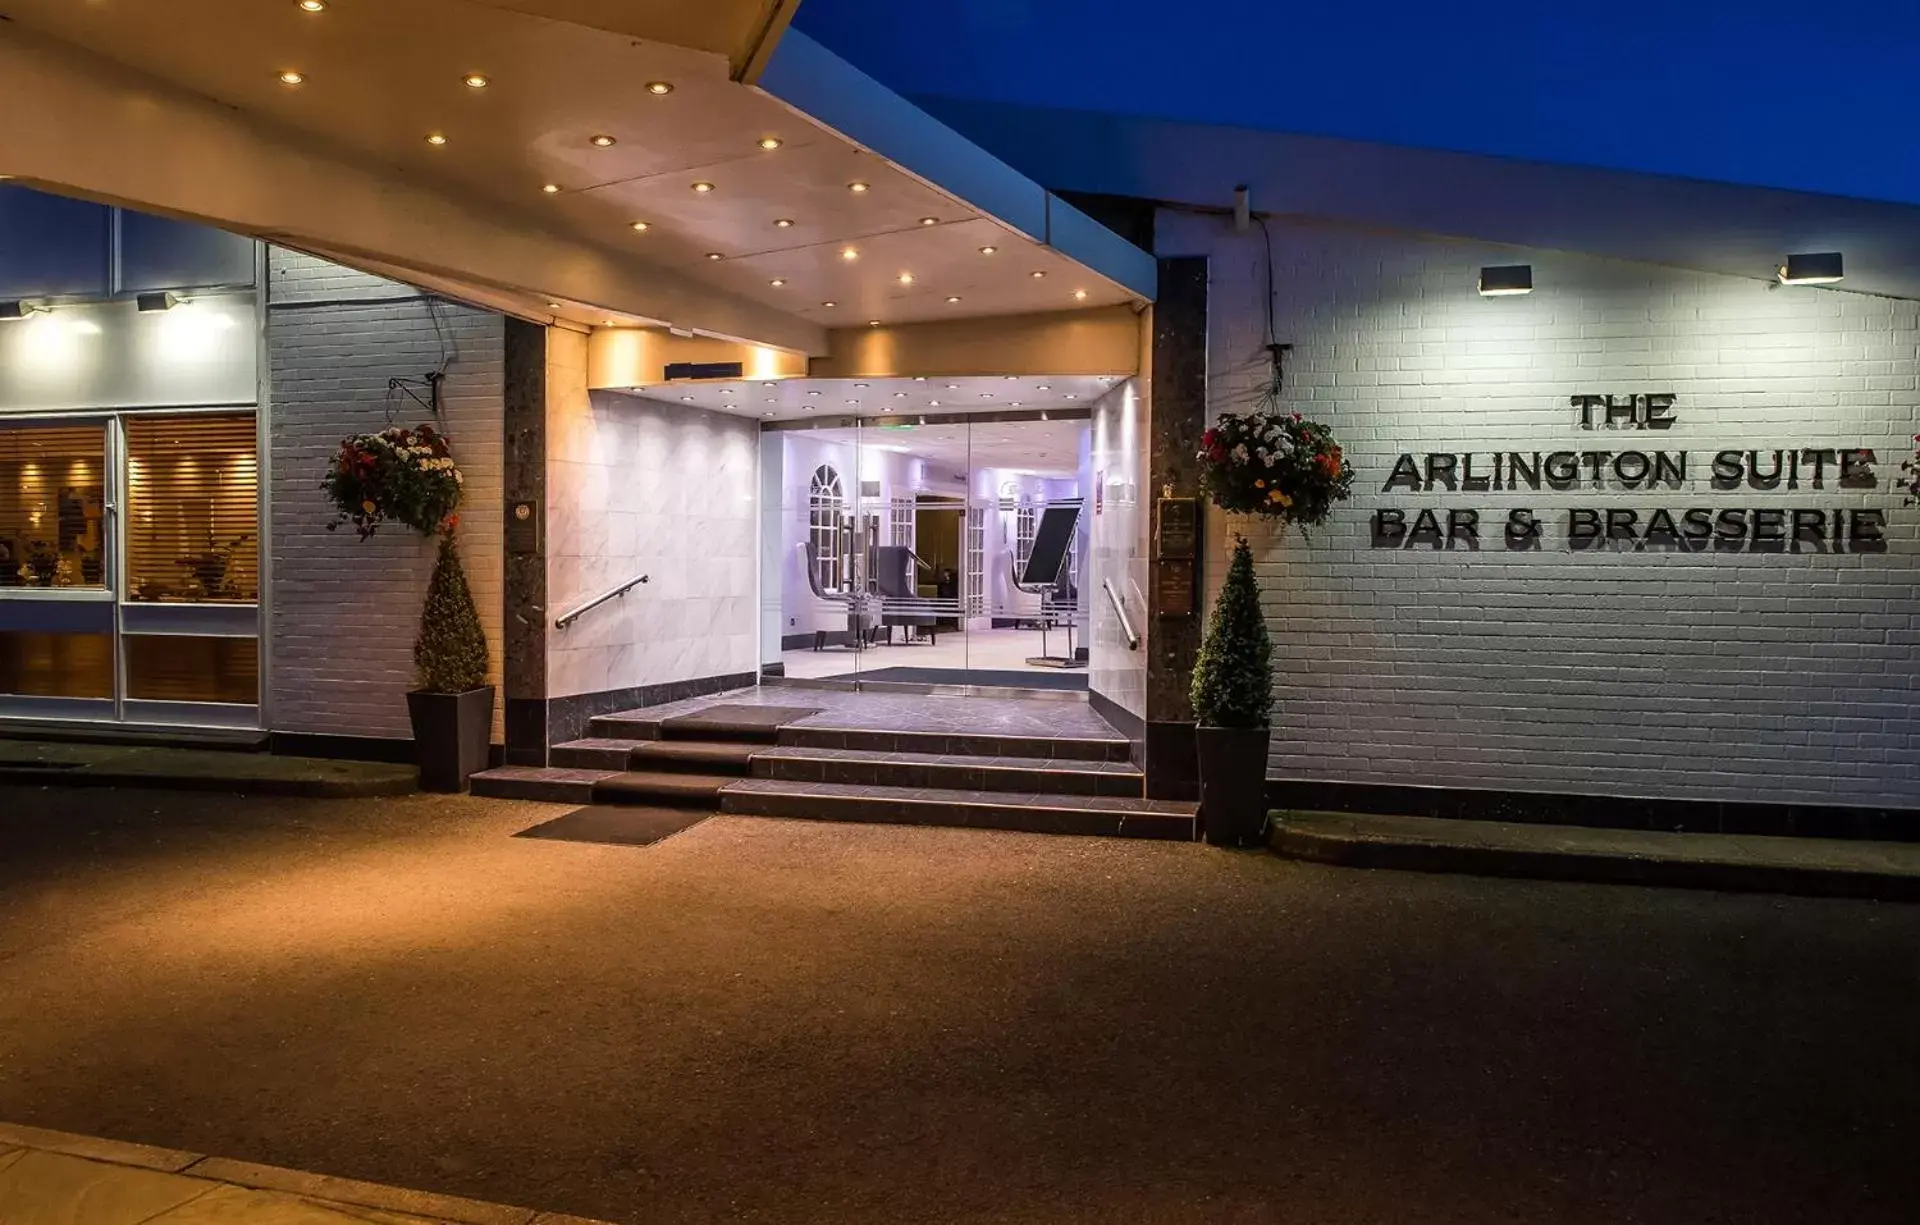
[406,686,495,793]
[1196,725,1270,847]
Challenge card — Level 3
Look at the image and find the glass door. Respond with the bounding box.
[0,409,259,728]
[0,417,118,721]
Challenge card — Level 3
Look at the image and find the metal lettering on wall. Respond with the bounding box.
[1370,394,1890,554]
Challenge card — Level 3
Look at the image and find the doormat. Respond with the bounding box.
[821,667,1089,691]
[515,805,711,848]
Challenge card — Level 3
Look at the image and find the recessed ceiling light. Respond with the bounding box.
[604,319,616,326]
[868,320,880,327]
[278,70,306,86]
[681,396,695,402]
[720,387,735,394]
[424,133,448,146]
[1074,289,1088,300]
[847,182,870,193]
[820,300,837,308]
[770,279,786,287]
[630,220,650,232]
[763,412,774,417]
[774,218,794,228]
[897,272,914,285]
[692,181,715,193]
[1011,402,1021,407]
[846,399,860,405]
[979,393,993,398]
[882,406,894,414]
[1030,270,1047,279]
[854,382,869,388]
[928,400,940,406]
[463,73,489,89]
[978,246,997,256]
[1064,393,1078,400]
[763,382,777,387]
[946,296,962,304]
[765,397,777,403]
[297,0,325,10]
[806,390,821,397]
[945,384,959,389]
[918,217,939,226]
[646,81,673,95]
[541,183,561,194]
[705,252,724,261]
[893,391,907,398]
[1005,375,1017,381]
[912,376,926,382]
[840,247,858,261]
[546,301,562,310]
[590,134,616,147]
[758,137,782,150]
[1036,384,1050,390]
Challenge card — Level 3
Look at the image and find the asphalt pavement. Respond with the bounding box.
[0,787,1914,1224]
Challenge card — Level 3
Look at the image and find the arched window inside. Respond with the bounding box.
[809,464,844,591]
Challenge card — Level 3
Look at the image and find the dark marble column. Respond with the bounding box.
[502,318,549,765]
[1144,256,1208,800]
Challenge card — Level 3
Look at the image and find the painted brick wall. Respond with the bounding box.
[1159,211,1920,809]
[266,248,505,740]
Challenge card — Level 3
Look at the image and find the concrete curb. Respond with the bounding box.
[1270,815,1920,903]
[0,1120,611,1224]
[0,766,418,799]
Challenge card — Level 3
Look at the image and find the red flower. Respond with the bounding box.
[1201,429,1218,448]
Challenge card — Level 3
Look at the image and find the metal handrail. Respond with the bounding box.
[1103,578,1140,651]
[554,573,649,629]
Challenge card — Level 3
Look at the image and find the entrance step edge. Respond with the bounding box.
[721,779,1194,840]
[471,765,617,804]
[777,726,1132,763]
[753,746,1143,798]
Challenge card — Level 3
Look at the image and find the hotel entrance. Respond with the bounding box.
[716,374,1121,694]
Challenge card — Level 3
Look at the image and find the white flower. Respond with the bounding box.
[1230,443,1250,464]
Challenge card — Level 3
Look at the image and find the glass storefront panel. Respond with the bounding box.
[125,413,259,603]
[0,423,109,590]
[125,635,257,705]
[0,631,113,698]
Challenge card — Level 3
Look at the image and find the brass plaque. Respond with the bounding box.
[1156,496,1198,559]
[1155,558,1196,618]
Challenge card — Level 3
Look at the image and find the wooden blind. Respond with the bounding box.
[0,423,109,589]
[125,414,258,604]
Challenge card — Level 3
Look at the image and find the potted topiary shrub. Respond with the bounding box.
[1190,535,1274,847]
[323,424,492,791]
[406,532,493,792]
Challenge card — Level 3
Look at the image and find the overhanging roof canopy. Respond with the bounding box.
[0,2,1151,355]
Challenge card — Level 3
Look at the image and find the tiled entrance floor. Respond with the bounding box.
[0,1120,606,1224]
[616,685,1127,742]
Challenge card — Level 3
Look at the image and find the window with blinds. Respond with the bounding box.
[125,414,258,603]
[0,423,109,589]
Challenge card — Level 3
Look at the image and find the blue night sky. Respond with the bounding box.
[794,0,1920,206]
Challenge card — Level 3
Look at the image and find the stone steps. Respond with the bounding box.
[550,738,756,774]
[721,779,1196,841]
[751,745,1144,798]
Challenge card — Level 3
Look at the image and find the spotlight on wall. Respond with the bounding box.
[136,291,182,313]
[1778,252,1844,285]
[0,300,47,320]
[1478,265,1533,296]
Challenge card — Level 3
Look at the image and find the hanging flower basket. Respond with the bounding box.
[1197,410,1353,526]
[322,424,465,539]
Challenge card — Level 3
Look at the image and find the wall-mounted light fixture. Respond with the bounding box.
[136,291,182,313]
[1778,252,1844,285]
[0,300,46,321]
[1478,265,1533,296]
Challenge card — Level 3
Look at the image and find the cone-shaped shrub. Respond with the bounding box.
[414,533,490,694]
[1190,535,1273,728]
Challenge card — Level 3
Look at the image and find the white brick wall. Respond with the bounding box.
[266,249,505,739]
[1160,211,1920,808]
